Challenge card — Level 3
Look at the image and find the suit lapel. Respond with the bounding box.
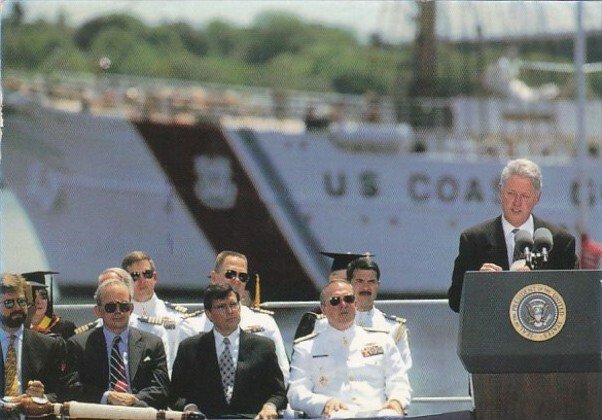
[231,331,251,402]
[21,329,34,385]
[128,328,144,382]
[204,331,228,405]
[492,216,510,269]
[89,328,110,382]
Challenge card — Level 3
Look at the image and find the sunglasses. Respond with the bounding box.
[224,270,250,283]
[328,295,355,307]
[3,298,28,309]
[103,301,133,313]
[129,269,154,281]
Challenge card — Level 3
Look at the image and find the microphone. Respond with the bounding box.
[514,230,534,266]
[534,227,554,262]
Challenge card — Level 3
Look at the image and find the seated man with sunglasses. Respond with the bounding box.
[187,251,290,384]
[288,280,411,418]
[62,278,169,409]
[121,252,198,375]
[0,273,66,405]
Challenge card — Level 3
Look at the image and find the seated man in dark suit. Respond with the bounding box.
[63,278,169,408]
[170,284,286,419]
[0,273,66,404]
[448,158,579,312]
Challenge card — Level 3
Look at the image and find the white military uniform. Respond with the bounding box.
[313,307,412,369]
[131,293,198,376]
[187,305,290,384]
[288,323,411,418]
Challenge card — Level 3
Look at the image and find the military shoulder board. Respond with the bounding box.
[383,313,408,343]
[181,309,204,319]
[250,307,274,316]
[243,325,266,334]
[74,320,99,334]
[293,331,318,344]
[363,327,389,334]
[383,313,407,324]
[138,316,164,326]
[164,301,190,314]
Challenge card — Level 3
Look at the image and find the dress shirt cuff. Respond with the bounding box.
[184,403,200,413]
[101,391,110,404]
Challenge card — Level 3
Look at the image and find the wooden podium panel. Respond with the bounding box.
[472,373,601,420]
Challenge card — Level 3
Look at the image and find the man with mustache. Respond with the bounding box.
[288,280,411,418]
[297,256,412,369]
[347,257,412,369]
[0,273,66,404]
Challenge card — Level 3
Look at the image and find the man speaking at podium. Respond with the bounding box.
[448,158,578,313]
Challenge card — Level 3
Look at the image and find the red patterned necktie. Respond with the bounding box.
[109,336,128,393]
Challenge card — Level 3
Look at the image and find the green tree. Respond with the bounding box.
[74,14,147,50]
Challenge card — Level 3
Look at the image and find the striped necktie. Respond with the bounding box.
[109,336,128,393]
[4,334,18,397]
[218,337,235,404]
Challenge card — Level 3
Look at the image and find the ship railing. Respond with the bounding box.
[6,69,601,160]
[55,298,473,417]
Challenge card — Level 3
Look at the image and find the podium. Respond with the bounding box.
[458,270,602,419]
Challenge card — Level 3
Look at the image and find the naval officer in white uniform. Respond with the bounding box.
[120,252,199,375]
[186,250,290,384]
[311,256,412,369]
[288,280,411,418]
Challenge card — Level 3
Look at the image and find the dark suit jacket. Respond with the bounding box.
[0,328,66,402]
[63,326,169,408]
[448,215,578,312]
[170,330,287,417]
[293,306,322,340]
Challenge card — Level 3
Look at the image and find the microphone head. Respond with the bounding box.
[534,227,554,252]
[514,229,534,253]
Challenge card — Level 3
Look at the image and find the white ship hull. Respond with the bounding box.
[2,97,601,298]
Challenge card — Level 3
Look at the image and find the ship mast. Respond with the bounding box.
[575,1,588,238]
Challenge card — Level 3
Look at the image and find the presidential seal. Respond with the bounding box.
[509,284,566,342]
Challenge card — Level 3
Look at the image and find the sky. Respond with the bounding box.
[15,1,602,43]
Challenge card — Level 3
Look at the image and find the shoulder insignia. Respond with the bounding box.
[382,313,408,344]
[138,316,164,326]
[294,332,318,344]
[383,313,407,324]
[363,327,389,334]
[74,320,99,335]
[164,301,190,314]
[250,307,274,316]
[309,312,325,319]
[181,309,204,319]
[243,325,266,334]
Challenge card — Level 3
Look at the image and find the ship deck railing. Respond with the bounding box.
[56,298,473,417]
[5,69,601,161]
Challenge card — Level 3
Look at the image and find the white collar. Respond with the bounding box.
[502,214,534,238]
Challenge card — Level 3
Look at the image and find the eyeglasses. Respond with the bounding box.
[129,269,154,281]
[3,298,28,309]
[328,295,355,307]
[103,301,133,313]
[224,270,250,283]
[211,302,241,312]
